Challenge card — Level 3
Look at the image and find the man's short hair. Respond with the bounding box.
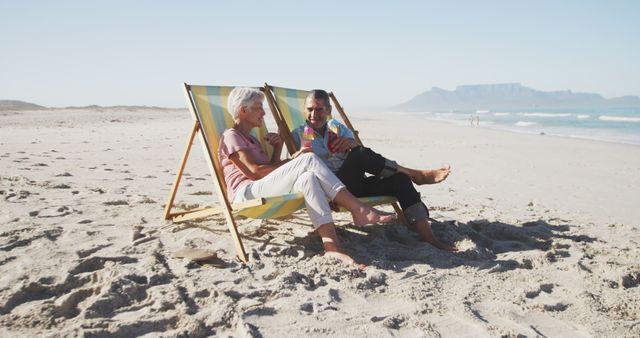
[306,89,331,108]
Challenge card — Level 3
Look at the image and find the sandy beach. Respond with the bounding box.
[1,107,639,337]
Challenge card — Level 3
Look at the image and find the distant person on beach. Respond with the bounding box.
[475,115,480,126]
[218,87,395,267]
[292,90,457,251]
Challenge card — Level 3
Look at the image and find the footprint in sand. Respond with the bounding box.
[0,256,17,266]
[0,254,144,323]
[525,283,555,298]
[102,200,129,206]
[620,270,640,289]
[32,206,78,218]
[538,303,569,312]
[138,196,156,204]
[69,256,137,275]
[189,191,212,196]
[0,227,63,252]
[4,190,35,201]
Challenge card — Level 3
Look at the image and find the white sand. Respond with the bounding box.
[1,108,639,337]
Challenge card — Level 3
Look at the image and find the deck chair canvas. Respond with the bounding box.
[163,84,307,262]
[263,83,408,224]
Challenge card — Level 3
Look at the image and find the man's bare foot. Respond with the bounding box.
[351,206,397,226]
[414,219,458,252]
[425,240,458,252]
[410,166,451,185]
[324,250,366,269]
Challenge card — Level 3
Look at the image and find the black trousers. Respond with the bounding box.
[335,146,423,211]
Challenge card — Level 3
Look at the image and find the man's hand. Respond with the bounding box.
[264,133,282,148]
[330,136,355,153]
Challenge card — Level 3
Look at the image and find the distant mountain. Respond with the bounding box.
[0,100,47,111]
[392,83,640,111]
[59,105,175,111]
[0,100,177,111]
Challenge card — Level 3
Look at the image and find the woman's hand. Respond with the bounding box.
[264,133,282,148]
[292,147,312,159]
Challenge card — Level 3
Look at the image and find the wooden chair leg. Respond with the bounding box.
[163,121,200,220]
[392,202,409,226]
[222,207,248,262]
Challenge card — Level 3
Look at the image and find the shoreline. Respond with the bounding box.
[371,110,640,147]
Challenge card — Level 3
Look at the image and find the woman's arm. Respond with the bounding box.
[230,146,312,180]
[229,149,282,180]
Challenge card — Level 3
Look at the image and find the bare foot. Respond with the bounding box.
[351,206,397,226]
[410,165,451,185]
[324,251,366,269]
[414,219,458,252]
[427,240,458,252]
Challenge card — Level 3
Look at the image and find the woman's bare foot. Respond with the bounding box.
[324,250,366,269]
[351,206,397,226]
[409,166,451,185]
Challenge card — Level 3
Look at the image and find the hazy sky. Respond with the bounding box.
[1,1,638,109]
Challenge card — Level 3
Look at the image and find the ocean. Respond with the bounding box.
[403,107,640,145]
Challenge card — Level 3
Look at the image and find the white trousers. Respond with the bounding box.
[234,153,345,228]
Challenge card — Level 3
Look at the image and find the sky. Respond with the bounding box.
[1,0,639,110]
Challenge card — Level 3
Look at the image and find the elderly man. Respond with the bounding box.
[292,89,456,251]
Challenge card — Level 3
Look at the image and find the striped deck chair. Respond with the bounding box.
[263,83,408,224]
[163,84,305,262]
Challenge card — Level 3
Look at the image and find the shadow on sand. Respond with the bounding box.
[285,217,599,271]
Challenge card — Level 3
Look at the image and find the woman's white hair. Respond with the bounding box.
[227,87,264,119]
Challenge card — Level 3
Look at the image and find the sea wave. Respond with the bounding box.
[515,121,538,127]
[599,115,640,123]
[522,113,572,118]
[493,112,510,116]
[576,114,590,119]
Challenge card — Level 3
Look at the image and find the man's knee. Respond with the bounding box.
[404,202,430,224]
[347,146,397,178]
[384,173,420,201]
[387,172,413,188]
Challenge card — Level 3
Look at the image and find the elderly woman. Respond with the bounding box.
[218,87,395,266]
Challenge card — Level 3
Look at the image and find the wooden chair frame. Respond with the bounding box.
[163,84,276,262]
